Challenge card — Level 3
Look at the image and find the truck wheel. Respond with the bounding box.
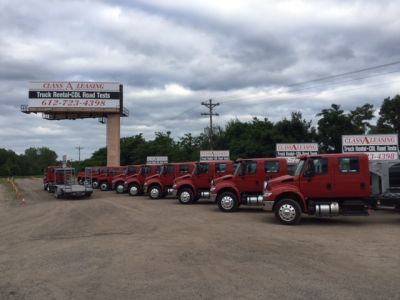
[115,183,125,194]
[92,181,99,189]
[178,188,194,204]
[129,184,140,196]
[217,192,238,212]
[100,182,109,191]
[149,185,162,199]
[274,198,301,225]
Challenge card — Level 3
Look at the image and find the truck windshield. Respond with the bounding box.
[293,160,305,177]
[160,165,167,175]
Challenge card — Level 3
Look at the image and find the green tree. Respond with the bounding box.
[372,95,400,137]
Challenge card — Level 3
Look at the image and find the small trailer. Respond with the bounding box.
[53,167,93,199]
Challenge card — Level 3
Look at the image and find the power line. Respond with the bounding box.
[201,99,220,149]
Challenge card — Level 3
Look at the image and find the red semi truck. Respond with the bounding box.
[263,153,400,225]
[143,162,195,199]
[210,158,289,212]
[172,160,235,204]
[124,164,162,196]
[112,165,142,193]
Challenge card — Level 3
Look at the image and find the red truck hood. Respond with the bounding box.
[213,174,233,184]
[146,174,160,180]
[175,174,191,182]
[268,175,297,188]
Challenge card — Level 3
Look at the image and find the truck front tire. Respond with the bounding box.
[115,183,125,194]
[100,182,109,191]
[92,181,99,189]
[217,192,238,212]
[129,184,140,196]
[178,188,194,204]
[149,185,162,199]
[274,198,302,225]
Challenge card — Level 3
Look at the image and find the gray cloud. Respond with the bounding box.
[0,0,399,160]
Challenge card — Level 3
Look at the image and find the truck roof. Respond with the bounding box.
[236,157,287,162]
[298,153,369,159]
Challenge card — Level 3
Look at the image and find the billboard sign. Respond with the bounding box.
[200,150,230,161]
[276,143,319,163]
[28,81,121,113]
[146,156,168,164]
[342,134,399,160]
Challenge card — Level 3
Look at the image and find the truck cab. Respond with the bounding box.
[43,165,62,192]
[124,164,162,196]
[112,165,142,193]
[97,166,128,191]
[210,158,288,212]
[172,160,234,204]
[263,153,372,225]
[143,162,195,199]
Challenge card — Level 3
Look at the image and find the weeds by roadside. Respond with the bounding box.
[0,178,24,206]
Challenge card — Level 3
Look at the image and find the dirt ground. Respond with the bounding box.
[0,178,399,300]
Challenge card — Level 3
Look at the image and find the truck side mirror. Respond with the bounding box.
[303,168,314,177]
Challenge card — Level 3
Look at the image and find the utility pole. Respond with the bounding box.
[201,99,220,149]
[75,145,84,162]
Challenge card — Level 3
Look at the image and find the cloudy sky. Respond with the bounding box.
[1,0,399,161]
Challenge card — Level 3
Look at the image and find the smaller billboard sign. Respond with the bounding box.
[146,156,168,164]
[342,134,399,160]
[200,150,230,161]
[276,143,318,163]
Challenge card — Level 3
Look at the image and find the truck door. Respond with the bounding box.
[163,164,175,185]
[235,161,261,192]
[334,156,370,198]
[300,157,332,199]
[194,163,212,189]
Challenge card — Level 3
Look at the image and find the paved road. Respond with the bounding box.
[0,178,399,299]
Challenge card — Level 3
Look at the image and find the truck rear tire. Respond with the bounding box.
[92,181,99,189]
[178,188,194,204]
[274,198,301,225]
[129,183,140,196]
[217,192,238,212]
[149,185,162,199]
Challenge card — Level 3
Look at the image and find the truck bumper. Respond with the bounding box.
[143,186,148,194]
[171,189,178,197]
[263,200,274,212]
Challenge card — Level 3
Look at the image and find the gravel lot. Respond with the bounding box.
[0,178,399,300]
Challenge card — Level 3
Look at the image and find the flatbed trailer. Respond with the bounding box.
[53,167,93,199]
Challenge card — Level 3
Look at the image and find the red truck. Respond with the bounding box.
[172,160,235,204]
[143,162,195,199]
[262,153,392,225]
[112,165,142,193]
[77,166,108,188]
[43,166,63,192]
[124,164,162,196]
[97,166,128,191]
[210,158,289,212]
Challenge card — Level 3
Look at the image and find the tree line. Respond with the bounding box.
[1,95,399,176]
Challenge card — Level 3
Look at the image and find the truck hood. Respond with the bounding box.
[175,174,192,182]
[146,174,160,180]
[268,175,297,188]
[213,174,233,184]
